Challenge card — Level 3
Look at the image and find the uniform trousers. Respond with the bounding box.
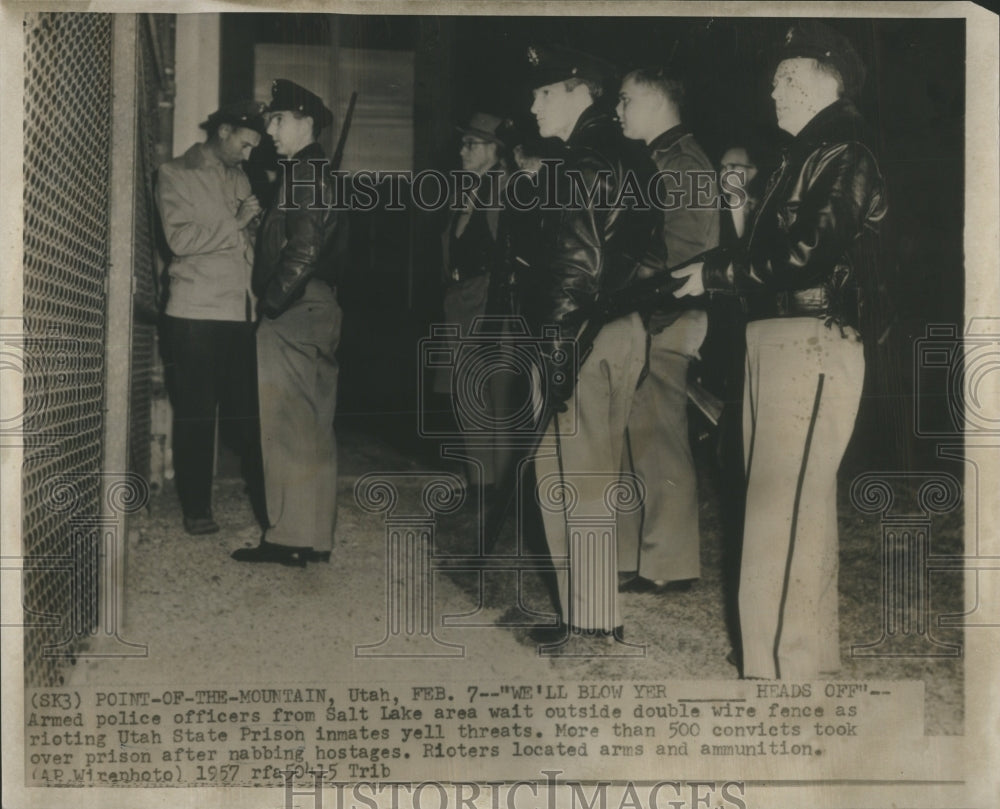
[256,280,342,551]
[167,316,258,520]
[618,310,707,582]
[535,313,647,631]
[739,317,865,679]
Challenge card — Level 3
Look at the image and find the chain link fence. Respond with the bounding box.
[21,12,174,687]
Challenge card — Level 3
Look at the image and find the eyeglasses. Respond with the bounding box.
[460,139,489,149]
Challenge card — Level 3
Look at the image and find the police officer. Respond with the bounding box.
[525,45,658,643]
[615,68,719,594]
[673,22,888,678]
[232,80,345,567]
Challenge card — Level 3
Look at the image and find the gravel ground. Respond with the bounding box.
[66,422,963,735]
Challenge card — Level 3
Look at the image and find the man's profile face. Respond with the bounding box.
[530,81,584,141]
[771,58,838,136]
[615,78,663,144]
[217,125,261,167]
[266,111,314,157]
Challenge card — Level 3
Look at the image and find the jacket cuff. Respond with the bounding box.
[702,246,738,293]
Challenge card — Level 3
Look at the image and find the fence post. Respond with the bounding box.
[101,14,140,641]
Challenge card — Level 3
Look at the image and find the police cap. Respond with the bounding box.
[776,21,867,99]
[525,44,618,91]
[267,79,334,130]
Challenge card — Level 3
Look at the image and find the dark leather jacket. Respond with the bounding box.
[535,105,659,330]
[252,142,343,318]
[703,99,887,333]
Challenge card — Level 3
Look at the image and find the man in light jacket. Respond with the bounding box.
[156,102,266,535]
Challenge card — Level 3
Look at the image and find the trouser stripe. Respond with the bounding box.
[772,372,825,678]
[622,427,643,573]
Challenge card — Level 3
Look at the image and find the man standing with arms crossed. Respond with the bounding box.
[232,79,345,567]
[615,68,719,594]
[673,22,888,679]
[156,102,266,535]
[525,45,658,645]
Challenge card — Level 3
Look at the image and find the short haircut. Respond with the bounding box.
[624,67,684,109]
[562,76,604,101]
[812,59,846,98]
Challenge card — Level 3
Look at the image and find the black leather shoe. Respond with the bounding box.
[304,549,331,563]
[231,541,308,568]
[184,516,220,536]
[529,623,625,645]
[528,622,568,645]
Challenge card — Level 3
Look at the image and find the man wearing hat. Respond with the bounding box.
[156,101,267,535]
[672,21,888,679]
[435,112,517,502]
[524,44,659,645]
[232,79,344,567]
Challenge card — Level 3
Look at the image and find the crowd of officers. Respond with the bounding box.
[156,20,888,680]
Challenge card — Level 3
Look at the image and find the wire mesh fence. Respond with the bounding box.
[21,11,173,686]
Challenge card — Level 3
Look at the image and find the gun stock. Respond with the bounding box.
[687,379,724,427]
[331,91,358,172]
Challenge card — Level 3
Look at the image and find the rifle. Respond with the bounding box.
[331,91,358,171]
[484,248,721,552]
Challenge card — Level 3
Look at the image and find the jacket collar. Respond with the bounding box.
[290,141,325,161]
[183,141,224,170]
[789,98,868,152]
[647,124,689,155]
[566,104,614,148]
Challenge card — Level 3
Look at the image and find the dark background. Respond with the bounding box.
[219,14,966,470]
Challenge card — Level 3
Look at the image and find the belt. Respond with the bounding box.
[744,286,830,321]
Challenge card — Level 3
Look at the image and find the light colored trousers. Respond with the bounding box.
[535,313,647,631]
[618,310,707,582]
[739,317,865,679]
[256,280,342,551]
